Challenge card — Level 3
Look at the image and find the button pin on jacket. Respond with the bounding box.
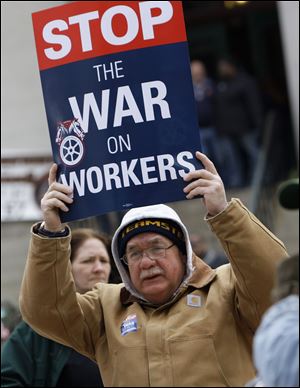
[187,294,201,307]
[120,314,138,336]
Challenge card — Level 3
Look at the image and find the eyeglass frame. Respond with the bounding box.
[121,243,175,265]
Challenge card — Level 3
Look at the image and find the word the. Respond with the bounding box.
[93,60,124,82]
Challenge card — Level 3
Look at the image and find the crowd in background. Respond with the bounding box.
[191,57,295,189]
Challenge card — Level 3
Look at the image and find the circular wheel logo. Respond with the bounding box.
[59,136,84,166]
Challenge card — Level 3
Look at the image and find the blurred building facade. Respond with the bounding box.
[1,1,299,304]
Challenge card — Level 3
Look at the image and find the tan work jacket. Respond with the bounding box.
[20,199,287,386]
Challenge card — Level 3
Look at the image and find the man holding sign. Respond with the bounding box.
[20,151,288,387]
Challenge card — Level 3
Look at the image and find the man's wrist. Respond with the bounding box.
[205,202,230,220]
[40,221,65,232]
[37,222,69,238]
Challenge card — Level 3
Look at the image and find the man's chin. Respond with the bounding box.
[140,278,169,303]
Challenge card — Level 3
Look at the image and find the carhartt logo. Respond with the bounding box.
[187,294,201,307]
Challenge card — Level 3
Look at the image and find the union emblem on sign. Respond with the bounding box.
[55,119,85,166]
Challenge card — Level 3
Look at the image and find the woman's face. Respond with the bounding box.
[71,238,111,293]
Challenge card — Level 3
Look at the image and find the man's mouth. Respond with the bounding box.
[140,267,164,281]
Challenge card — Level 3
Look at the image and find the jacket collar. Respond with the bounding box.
[188,253,217,288]
[120,254,216,307]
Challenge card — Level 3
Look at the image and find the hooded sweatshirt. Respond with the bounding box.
[111,204,194,304]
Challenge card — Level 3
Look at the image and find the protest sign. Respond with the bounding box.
[32,1,202,222]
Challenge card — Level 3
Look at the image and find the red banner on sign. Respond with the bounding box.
[32,1,187,70]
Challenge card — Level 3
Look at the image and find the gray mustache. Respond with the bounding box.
[140,267,164,281]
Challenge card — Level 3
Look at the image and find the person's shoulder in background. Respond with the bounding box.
[1,300,21,347]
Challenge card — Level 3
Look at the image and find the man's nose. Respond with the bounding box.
[139,253,155,268]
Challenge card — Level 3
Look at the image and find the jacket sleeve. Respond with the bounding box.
[207,199,288,332]
[19,227,104,361]
[1,322,34,387]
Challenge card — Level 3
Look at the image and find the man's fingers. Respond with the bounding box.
[183,152,220,188]
[48,181,73,196]
[195,151,218,175]
[186,186,217,199]
[184,169,215,182]
[183,179,211,194]
[186,186,208,199]
[48,164,58,186]
[46,190,74,204]
[43,198,70,212]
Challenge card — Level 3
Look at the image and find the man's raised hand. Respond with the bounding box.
[40,164,73,231]
[183,152,228,217]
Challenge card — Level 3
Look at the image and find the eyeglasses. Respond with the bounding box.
[122,244,175,265]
